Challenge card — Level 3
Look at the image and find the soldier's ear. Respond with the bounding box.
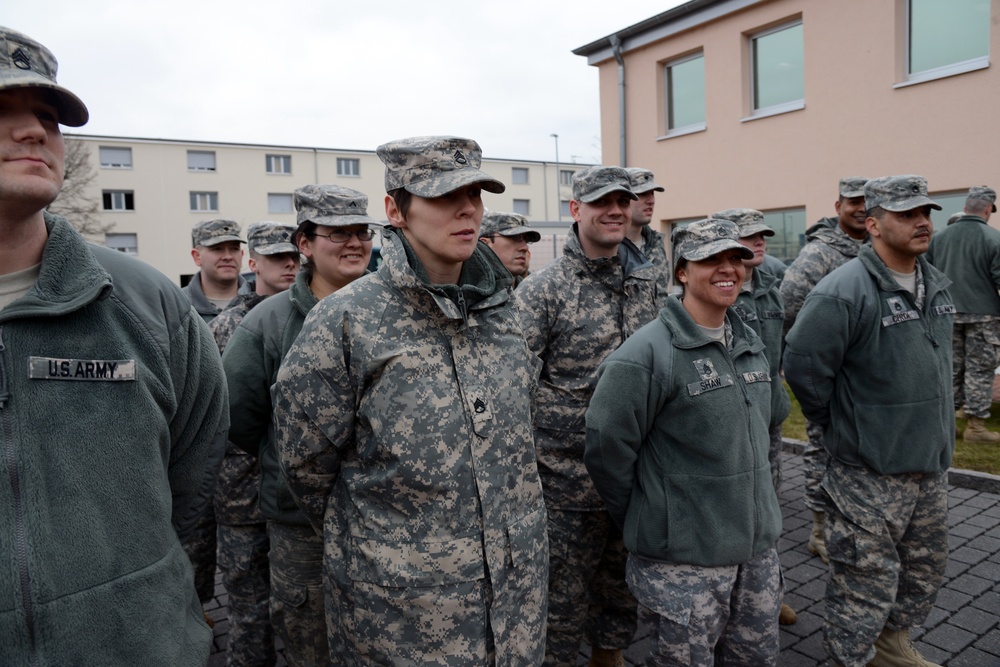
[385,194,406,229]
[865,216,880,238]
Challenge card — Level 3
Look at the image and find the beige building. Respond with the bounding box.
[575,0,998,262]
[68,134,591,284]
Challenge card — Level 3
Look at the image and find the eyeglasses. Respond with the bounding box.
[312,228,376,243]
[481,234,537,245]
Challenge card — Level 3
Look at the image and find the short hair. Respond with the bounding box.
[293,219,319,272]
[964,196,991,216]
[865,206,888,221]
[388,188,413,221]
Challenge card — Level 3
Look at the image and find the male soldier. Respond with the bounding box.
[209,222,298,667]
[478,210,540,283]
[926,186,1000,442]
[784,175,952,667]
[184,218,250,323]
[625,167,671,295]
[781,176,868,563]
[518,166,658,667]
[0,26,227,665]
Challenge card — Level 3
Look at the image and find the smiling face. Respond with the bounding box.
[0,88,65,218]
[867,205,934,272]
[298,223,372,297]
[836,195,868,239]
[192,240,244,288]
[676,248,746,327]
[570,190,633,258]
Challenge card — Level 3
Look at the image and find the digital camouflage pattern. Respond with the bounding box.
[376,135,505,198]
[572,166,636,204]
[951,320,1000,418]
[671,218,753,263]
[639,225,671,298]
[0,26,88,125]
[273,229,548,665]
[626,548,781,665]
[625,167,665,194]
[192,218,244,247]
[293,184,376,228]
[967,185,997,211]
[480,210,541,242]
[838,176,868,198]
[822,461,948,667]
[712,207,775,239]
[864,174,941,213]
[247,221,296,255]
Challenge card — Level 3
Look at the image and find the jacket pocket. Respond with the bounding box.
[507,508,547,567]
[854,398,948,473]
[347,533,485,587]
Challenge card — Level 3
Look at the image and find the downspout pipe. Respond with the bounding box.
[610,34,626,167]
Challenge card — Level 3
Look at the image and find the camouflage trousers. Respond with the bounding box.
[544,509,637,667]
[626,547,781,666]
[952,320,1000,418]
[218,522,274,667]
[768,423,783,493]
[822,460,948,667]
[181,503,218,603]
[802,420,830,512]
[268,522,332,667]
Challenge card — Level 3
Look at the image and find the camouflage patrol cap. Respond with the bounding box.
[625,168,665,194]
[864,175,942,212]
[572,166,637,204]
[479,211,541,242]
[671,219,754,262]
[247,221,297,255]
[376,136,505,198]
[294,184,376,227]
[967,185,997,212]
[839,177,869,198]
[712,208,775,238]
[0,27,88,127]
[192,219,244,247]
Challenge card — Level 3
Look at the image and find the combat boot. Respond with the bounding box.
[955,407,967,419]
[808,511,829,564]
[963,417,1000,443]
[869,627,941,666]
[779,601,797,625]
[588,647,625,667]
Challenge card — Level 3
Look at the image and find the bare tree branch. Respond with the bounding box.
[48,139,114,242]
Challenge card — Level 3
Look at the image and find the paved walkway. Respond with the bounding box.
[205,445,1000,666]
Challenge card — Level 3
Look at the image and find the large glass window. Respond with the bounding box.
[751,22,804,114]
[99,146,132,169]
[930,191,970,226]
[665,52,706,133]
[908,0,989,82]
[762,208,807,262]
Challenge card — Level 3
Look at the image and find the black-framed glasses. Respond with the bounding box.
[312,228,376,243]
[481,234,537,245]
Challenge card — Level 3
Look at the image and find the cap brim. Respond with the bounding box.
[497,226,541,242]
[254,243,299,255]
[1,79,89,127]
[201,235,245,246]
[881,195,943,212]
[739,223,775,238]
[632,183,665,194]
[579,185,638,204]
[405,168,506,198]
[311,214,376,227]
[681,238,754,262]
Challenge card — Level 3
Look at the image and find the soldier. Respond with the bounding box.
[780,176,868,564]
[0,26,227,664]
[585,219,783,665]
[184,218,251,323]
[272,136,548,666]
[625,167,671,295]
[478,210,540,283]
[784,175,952,667]
[925,186,1000,442]
[209,222,298,667]
[517,166,658,667]
[224,186,374,667]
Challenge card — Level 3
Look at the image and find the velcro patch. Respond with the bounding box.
[29,357,136,381]
[881,310,919,327]
[933,304,956,315]
[687,374,734,396]
[742,371,771,384]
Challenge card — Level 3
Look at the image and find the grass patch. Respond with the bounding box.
[782,383,1000,476]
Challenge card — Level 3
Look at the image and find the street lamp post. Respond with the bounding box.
[551,133,561,223]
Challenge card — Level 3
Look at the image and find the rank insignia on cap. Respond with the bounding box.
[453,150,468,165]
[11,47,31,70]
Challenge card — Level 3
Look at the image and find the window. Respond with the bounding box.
[905,0,989,84]
[665,52,706,134]
[187,150,216,172]
[337,158,360,177]
[750,21,804,116]
[512,167,529,185]
[99,146,132,169]
[560,200,571,218]
[929,191,969,224]
[266,154,291,174]
[761,208,807,262]
[559,170,575,186]
[190,191,218,212]
[105,233,138,255]
[268,193,294,214]
[513,199,531,216]
[102,190,134,211]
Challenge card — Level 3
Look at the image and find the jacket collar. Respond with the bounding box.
[563,224,654,283]
[659,294,765,356]
[289,269,319,317]
[858,244,952,295]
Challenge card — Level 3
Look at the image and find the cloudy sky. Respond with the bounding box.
[9,1,686,163]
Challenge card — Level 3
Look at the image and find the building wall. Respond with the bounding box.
[587,0,1000,255]
[71,134,589,284]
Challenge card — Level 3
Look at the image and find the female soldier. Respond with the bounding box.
[222,184,375,667]
[273,137,548,666]
[584,219,783,665]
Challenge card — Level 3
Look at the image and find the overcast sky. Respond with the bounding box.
[8,1,686,163]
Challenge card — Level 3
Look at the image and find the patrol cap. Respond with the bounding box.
[0,27,88,127]
[967,185,997,213]
[671,219,754,262]
[294,184,376,227]
[572,166,637,204]
[864,175,942,213]
[247,221,297,255]
[712,208,775,238]
[377,136,505,198]
[479,211,541,242]
[625,167,665,195]
[192,219,244,247]
[839,177,868,198]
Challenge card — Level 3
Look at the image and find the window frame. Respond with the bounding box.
[744,19,805,122]
[99,146,132,169]
[896,0,990,88]
[189,191,219,213]
[102,190,135,211]
[267,193,294,214]
[187,150,217,172]
[511,167,529,185]
[337,157,360,177]
[105,233,138,255]
[662,50,707,139]
[512,199,531,216]
[266,154,292,175]
[559,169,575,187]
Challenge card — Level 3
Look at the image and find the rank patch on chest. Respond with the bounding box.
[687,358,734,396]
[881,296,919,327]
[29,357,137,381]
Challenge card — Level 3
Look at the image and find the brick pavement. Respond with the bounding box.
[205,444,1000,666]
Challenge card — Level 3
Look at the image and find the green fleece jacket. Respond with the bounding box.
[0,214,228,666]
[925,214,1000,315]
[584,296,781,567]
[223,270,318,526]
[733,268,790,428]
[784,245,954,474]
